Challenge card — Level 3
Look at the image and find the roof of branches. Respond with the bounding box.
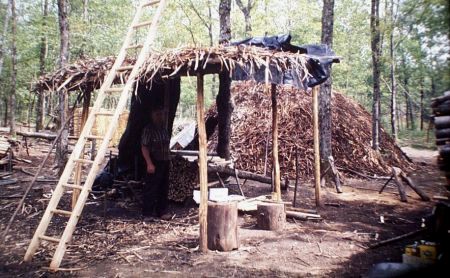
[33,38,339,94]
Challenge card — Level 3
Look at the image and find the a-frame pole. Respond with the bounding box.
[197,73,208,252]
[313,86,321,207]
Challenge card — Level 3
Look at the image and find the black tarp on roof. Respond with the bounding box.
[231,34,339,89]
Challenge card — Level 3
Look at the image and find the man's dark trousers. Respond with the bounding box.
[143,160,169,216]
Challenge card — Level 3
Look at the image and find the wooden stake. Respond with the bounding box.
[197,73,208,252]
[312,86,321,208]
[271,84,281,202]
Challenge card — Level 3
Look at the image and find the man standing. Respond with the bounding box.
[141,107,171,220]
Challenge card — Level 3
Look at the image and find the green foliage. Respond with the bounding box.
[0,0,448,142]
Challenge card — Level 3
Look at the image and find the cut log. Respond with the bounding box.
[436,128,450,139]
[207,202,239,251]
[436,138,450,146]
[434,116,450,129]
[432,102,450,115]
[400,172,430,201]
[207,164,288,188]
[286,210,321,221]
[431,91,450,107]
[392,167,407,202]
[257,203,285,231]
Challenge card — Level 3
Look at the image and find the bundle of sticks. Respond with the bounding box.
[432,91,450,189]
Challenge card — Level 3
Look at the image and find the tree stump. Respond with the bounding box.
[257,203,285,231]
[207,202,239,251]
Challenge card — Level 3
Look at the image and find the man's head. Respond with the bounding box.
[151,107,165,127]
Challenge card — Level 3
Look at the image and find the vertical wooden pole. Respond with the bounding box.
[271,84,281,202]
[312,86,321,208]
[164,81,170,130]
[72,92,91,210]
[197,74,208,252]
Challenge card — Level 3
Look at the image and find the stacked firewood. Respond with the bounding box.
[0,136,11,158]
[168,155,198,202]
[207,81,412,181]
[432,91,450,190]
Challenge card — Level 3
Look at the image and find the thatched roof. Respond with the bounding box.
[34,45,339,94]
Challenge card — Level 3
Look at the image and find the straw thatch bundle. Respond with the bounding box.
[33,45,312,94]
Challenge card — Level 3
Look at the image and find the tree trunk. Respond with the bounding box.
[371,0,381,151]
[219,0,231,44]
[36,0,49,131]
[420,88,424,130]
[405,91,409,129]
[9,0,17,135]
[319,0,336,187]
[80,0,88,58]
[0,1,11,75]
[389,0,397,141]
[216,1,232,160]
[235,0,253,37]
[0,0,12,77]
[216,71,233,160]
[3,97,8,127]
[56,0,70,171]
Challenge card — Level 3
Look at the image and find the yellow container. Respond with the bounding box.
[405,244,419,256]
[419,242,438,260]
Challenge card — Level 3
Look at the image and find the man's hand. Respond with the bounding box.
[146,163,155,174]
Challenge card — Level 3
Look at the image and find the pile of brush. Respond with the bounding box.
[206,81,412,181]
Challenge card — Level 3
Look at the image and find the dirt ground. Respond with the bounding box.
[0,138,448,277]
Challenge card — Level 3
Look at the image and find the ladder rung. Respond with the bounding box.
[52,209,72,217]
[73,159,94,164]
[63,184,83,190]
[95,111,114,116]
[39,235,60,243]
[133,21,152,29]
[85,135,104,140]
[126,44,143,50]
[117,65,134,71]
[142,0,160,7]
[105,87,124,93]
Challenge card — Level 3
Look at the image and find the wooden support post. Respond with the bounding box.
[207,202,239,251]
[312,86,321,207]
[293,147,299,207]
[197,74,208,252]
[271,84,281,202]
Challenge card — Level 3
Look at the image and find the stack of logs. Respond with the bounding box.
[168,155,198,202]
[0,136,11,165]
[432,91,450,190]
[0,136,10,157]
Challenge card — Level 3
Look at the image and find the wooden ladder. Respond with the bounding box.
[24,0,168,270]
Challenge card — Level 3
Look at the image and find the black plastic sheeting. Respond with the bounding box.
[231,34,339,89]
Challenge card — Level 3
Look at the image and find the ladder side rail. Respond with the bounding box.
[24,5,146,262]
[49,1,169,270]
